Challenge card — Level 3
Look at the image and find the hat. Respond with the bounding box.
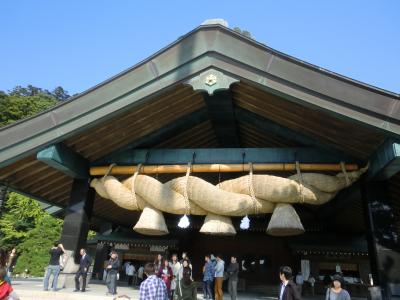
[332,274,345,286]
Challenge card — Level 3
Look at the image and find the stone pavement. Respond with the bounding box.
[12,278,368,300]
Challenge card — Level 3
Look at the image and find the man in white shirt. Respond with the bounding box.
[138,265,144,284]
[126,262,135,285]
[278,266,301,300]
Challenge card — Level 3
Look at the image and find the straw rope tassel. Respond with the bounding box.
[340,161,351,187]
[240,162,257,230]
[130,163,142,211]
[178,162,191,228]
[295,161,305,203]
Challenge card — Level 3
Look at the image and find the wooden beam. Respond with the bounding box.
[92,147,357,167]
[37,143,89,179]
[366,138,400,181]
[94,108,209,165]
[235,107,361,163]
[90,162,358,176]
[203,90,240,147]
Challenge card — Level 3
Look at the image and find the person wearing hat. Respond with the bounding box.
[325,274,351,300]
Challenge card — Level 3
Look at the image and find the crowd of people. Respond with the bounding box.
[0,243,353,300]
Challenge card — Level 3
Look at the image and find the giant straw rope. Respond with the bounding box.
[90,164,368,236]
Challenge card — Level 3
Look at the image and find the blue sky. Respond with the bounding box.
[0,1,399,95]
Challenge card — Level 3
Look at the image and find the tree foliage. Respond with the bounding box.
[13,214,63,276]
[0,193,45,248]
[0,85,71,127]
[0,85,71,276]
[0,192,63,276]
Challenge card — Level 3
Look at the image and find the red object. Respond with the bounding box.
[157,266,173,291]
[0,281,13,300]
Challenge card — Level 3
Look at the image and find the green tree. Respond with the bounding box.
[0,94,57,127]
[52,86,70,101]
[0,84,72,127]
[13,214,63,276]
[0,193,45,248]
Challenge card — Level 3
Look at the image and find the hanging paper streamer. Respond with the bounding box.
[178,214,190,228]
[240,215,250,230]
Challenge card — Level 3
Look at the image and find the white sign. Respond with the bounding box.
[114,243,130,250]
[150,245,167,252]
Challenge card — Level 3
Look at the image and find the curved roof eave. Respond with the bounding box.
[0,24,399,168]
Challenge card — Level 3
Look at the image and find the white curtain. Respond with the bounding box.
[301,259,310,281]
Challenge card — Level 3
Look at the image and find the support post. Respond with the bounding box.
[361,178,400,299]
[61,178,95,262]
[92,243,110,280]
[92,222,113,280]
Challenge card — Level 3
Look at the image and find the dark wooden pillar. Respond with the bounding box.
[92,222,113,279]
[61,178,95,263]
[92,243,110,280]
[362,178,400,300]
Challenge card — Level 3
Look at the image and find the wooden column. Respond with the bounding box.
[361,178,400,300]
[61,178,95,263]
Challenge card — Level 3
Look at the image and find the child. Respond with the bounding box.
[0,267,19,300]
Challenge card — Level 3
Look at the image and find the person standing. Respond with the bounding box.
[226,256,239,300]
[214,254,224,300]
[43,242,65,292]
[157,259,173,299]
[74,248,91,292]
[295,272,304,296]
[178,260,191,281]
[278,266,301,300]
[126,262,135,286]
[325,274,351,300]
[139,263,168,300]
[106,251,120,296]
[210,254,217,300]
[170,254,181,299]
[138,265,145,285]
[308,275,316,296]
[154,254,163,274]
[0,250,10,284]
[6,248,17,278]
[174,266,197,300]
[203,255,214,300]
[123,261,130,281]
